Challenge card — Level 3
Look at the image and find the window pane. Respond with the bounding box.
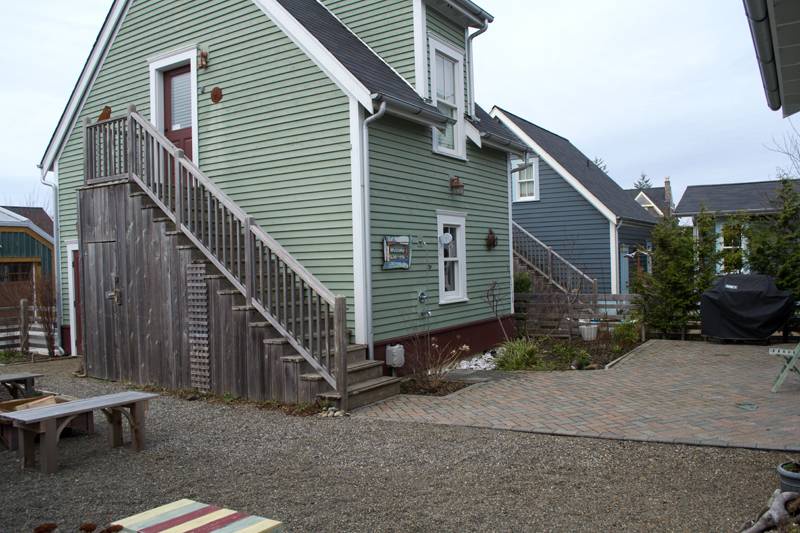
[520,180,533,198]
[170,71,192,130]
[436,53,456,104]
[443,226,458,258]
[444,261,456,292]
[436,103,456,150]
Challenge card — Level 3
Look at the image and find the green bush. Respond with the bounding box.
[612,321,639,346]
[495,338,541,370]
[550,342,591,370]
[513,272,532,294]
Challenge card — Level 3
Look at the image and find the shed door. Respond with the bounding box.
[83,241,122,380]
[163,65,193,159]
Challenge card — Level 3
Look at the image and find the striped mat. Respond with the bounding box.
[112,499,283,532]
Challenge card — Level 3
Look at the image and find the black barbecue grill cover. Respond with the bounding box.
[701,274,795,340]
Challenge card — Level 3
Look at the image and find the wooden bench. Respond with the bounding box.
[771,342,800,393]
[0,372,43,398]
[0,391,158,473]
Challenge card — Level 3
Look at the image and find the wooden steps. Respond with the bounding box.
[319,377,402,410]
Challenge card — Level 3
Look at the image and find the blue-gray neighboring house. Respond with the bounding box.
[492,107,657,294]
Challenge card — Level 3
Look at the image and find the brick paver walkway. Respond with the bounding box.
[355,340,800,451]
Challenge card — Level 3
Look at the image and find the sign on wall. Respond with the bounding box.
[383,236,411,270]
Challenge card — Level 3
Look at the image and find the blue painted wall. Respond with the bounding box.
[512,158,612,293]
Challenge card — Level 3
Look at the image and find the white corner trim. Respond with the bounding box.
[251,0,373,110]
[39,0,131,176]
[65,239,79,357]
[507,154,514,315]
[148,47,200,163]
[413,0,429,98]
[490,107,617,223]
[349,98,367,345]
[609,221,619,294]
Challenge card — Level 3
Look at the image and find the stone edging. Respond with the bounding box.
[604,340,656,370]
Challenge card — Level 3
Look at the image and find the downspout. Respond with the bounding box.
[37,166,64,356]
[614,217,623,294]
[362,101,387,359]
[466,19,489,119]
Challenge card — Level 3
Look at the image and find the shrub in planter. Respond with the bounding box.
[514,271,532,294]
[550,342,591,370]
[496,338,542,370]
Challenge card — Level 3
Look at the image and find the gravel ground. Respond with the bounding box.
[0,359,787,532]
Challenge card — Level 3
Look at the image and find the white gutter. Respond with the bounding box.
[361,101,387,359]
[37,166,64,356]
[466,19,489,119]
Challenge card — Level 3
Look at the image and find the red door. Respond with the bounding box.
[163,65,193,159]
[72,250,83,355]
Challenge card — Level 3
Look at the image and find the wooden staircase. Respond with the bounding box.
[81,107,400,410]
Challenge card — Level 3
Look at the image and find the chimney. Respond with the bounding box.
[664,176,672,217]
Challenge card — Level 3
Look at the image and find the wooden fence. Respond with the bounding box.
[0,300,56,356]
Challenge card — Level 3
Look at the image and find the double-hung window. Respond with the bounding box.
[430,37,465,158]
[511,156,539,201]
[437,211,467,304]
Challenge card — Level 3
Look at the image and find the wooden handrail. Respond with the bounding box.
[84,108,348,398]
[512,221,597,296]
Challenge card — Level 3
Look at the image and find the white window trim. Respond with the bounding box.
[65,238,79,357]
[148,45,200,163]
[512,157,540,202]
[413,0,429,98]
[436,211,468,304]
[429,36,466,160]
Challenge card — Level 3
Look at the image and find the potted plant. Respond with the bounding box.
[778,460,800,492]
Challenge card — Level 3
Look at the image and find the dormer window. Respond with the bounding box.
[429,36,465,159]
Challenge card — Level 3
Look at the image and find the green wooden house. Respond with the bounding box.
[38,0,525,408]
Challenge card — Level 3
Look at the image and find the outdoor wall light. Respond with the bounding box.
[449,176,465,195]
[198,49,209,69]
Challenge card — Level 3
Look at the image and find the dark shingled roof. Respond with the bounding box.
[1,206,53,237]
[626,187,668,211]
[277,0,442,117]
[675,179,800,216]
[471,105,527,151]
[497,108,657,224]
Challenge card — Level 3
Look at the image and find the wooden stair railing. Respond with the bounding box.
[512,221,598,303]
[84,107,348,409]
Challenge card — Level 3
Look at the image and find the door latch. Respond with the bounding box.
[106,273,121,305]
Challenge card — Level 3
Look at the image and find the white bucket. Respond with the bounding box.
[579,324,598,341]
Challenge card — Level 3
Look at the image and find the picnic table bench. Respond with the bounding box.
[113,499,283,532]
[0,390,158,473]
[771,342,800,392]
[0,372,43,398]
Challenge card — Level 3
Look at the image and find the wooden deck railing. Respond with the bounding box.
[512,221,598,301]
[85,107,348,407]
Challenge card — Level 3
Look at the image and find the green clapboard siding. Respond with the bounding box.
[369,115,511,341]
[56,0,353,326]
[426,4,468,103]
[0,231,53,275]
[321,0,416,84]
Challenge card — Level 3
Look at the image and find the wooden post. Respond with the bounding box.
[174,149,184,227]
[40,419,59,474]
[334,296,348,412]
[127,104,136,176]
[83,117,92,182]
[19,299,29,356]
[244,217,255,302]
[547,247,553,282]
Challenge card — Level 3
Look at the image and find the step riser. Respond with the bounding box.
[339,380,401,410]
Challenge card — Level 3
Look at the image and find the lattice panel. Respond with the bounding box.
[187,262,210,391]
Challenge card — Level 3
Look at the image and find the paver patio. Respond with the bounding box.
[355,340,800,451]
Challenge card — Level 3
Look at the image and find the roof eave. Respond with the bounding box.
[479,132,526,154]
[372,93,450,127]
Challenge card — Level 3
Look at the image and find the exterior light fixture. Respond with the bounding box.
[198,50,209,69]
[449,176,465,195]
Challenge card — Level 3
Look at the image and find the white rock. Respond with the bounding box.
[456,350,497,371]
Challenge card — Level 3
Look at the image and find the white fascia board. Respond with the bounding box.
[634,191,663,216]
[465,120,482,147]
[39,0,130,177]
[490,107,618,223]
[251,0,373,110]
[0,207,55,245]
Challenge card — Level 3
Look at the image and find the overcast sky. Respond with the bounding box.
[0,0,794,211]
